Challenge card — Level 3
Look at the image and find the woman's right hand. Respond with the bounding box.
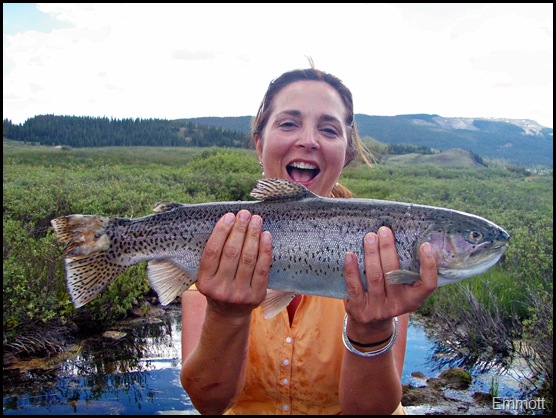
[195,210,273,320]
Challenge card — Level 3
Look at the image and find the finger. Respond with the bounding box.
[217,210,252,280]
[198,213,236,279]
[251,230,273,299]
[234,215,264,283]
[343,252,366,303]
[377,227,400,281]
[363,232,385,299]
[399,242,438,313]
[417,242,438,296]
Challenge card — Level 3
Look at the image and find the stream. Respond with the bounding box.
[2,306,537,415]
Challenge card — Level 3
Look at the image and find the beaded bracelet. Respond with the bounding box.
[342,314,399,358]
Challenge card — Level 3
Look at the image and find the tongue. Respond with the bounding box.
[290,168,315,183]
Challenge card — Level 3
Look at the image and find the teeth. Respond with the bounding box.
[289,162,318,170]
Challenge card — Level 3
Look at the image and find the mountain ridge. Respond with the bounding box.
[182,114,553,168]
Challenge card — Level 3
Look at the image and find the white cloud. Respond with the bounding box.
[3,3,553,127]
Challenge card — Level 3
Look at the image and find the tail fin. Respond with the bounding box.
[51,215,126,308]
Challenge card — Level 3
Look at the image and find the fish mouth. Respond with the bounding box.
[469,241,509,260]
[286,161,320,184]
[438,242,509,285]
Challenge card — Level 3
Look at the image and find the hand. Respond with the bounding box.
[195,210,273,320]
[343,226,438,338]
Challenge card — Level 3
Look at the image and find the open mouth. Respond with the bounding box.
[286,162,320,183]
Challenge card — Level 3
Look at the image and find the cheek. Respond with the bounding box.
[323,142,348,170]
[261,139,290,162]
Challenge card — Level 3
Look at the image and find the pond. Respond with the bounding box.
[2,306,534,415]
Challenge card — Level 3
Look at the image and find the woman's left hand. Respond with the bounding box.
[343,226,438,337]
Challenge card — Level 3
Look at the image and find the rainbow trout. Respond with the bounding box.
[51,178,509,318]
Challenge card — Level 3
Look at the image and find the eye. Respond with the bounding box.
[469,230,483,242]
[319,125,340,137]
[279,121,298,130]
[321,127,339,136]
[277,119,299,131]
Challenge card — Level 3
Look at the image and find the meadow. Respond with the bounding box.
[3,142,552,404]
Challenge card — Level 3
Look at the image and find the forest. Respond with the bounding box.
[2,115,249,148]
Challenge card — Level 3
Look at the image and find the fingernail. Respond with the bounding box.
[378,227,389,238]
[250,216,262,228]
[223,213,235,225]
[237,210,250,222]
[261,230,272,244]
[422,242,432,255]
[366,233,377,245]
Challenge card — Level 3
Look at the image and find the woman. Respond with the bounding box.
[180,67,438,414]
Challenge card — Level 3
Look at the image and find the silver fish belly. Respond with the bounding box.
[51,178,510,318]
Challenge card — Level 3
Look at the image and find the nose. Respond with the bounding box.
[296,128,320,150]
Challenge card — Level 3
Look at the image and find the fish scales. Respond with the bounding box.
[51,178,510,318]
[107,200,420,296]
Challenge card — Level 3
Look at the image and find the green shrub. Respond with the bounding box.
[3,143,553,382]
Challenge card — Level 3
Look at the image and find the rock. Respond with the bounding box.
[438,367,472,390]
[473,391,494,405]
[102,330,127,341]
[129,307,146,317]
[146,307,164,316]
[411,371,427,379]
[402,384,443,406]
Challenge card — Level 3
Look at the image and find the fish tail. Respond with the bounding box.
[51,215,112,255]
[51,215,126,308]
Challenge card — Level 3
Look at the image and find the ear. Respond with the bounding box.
[255,134,263,160]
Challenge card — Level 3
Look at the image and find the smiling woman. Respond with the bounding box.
[180,65,440,415]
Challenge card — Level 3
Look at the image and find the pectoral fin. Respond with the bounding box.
[260,289,297,319]
[385,269,421,285]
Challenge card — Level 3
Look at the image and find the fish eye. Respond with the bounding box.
[469,230,483,242]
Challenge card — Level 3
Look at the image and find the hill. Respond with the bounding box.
[184,114,553,168]
[4,113,553,168]
[382,148,487,168]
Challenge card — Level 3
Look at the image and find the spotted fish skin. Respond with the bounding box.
[51,178,510,317]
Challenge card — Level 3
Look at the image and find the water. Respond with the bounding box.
[2,308,531,415]
[403,317,530,398]
[3,309,197,415]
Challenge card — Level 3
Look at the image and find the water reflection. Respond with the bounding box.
[3,309,531,415]
[3,307,197,415]
[404,316,533,398]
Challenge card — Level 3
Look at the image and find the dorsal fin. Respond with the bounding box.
[153,201,184,213]
[250,178,318,201]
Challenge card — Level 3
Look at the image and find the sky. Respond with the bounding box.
[3,3,553,128]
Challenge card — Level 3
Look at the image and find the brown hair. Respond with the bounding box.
[251,67,372,198]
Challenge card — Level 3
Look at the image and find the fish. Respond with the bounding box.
[50,177,510,318]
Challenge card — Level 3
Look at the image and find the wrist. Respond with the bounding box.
[345,315,394,344]
[205,302,253,328]
[342,315,399,357]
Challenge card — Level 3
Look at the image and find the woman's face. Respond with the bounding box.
[255,80,350,197]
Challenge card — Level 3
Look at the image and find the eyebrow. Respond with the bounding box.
[276,110,342,124]
[275,110,302,118]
